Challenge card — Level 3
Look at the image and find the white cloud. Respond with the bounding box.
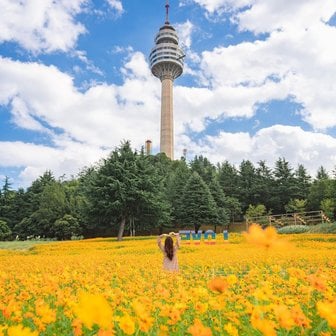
[0,53,162,186]
[188,0,250,14]
[106,0,123,15]
[175,20,194,49]
[0,0,88,53]
[194,0,336,131]
[0,140,108,188]
[190,0,336,27]
[184,125,336,175]
[235,0,336,34]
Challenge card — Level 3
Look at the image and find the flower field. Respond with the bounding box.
[0,226,336,336]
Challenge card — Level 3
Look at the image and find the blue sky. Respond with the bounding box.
[1,0,336,188]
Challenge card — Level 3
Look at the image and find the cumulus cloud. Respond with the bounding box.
[0,0,88,53]
[0,53,161,185]
[0,140,108,188]
[1,0,336,187]
[192,0,336,130]
[183,125,336,175]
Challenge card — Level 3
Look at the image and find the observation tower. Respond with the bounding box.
[149,0,184,160]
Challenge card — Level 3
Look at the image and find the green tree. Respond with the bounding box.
[224,196,242,224]
[285,199,307,213]
[0,220,12,240]
[84,142,169,240]
[307,177,333,211]
[254,161,274,210]
[166,159,190,227]
[180,172,217,232]
[245,204,267,219]
[272,158,296,213]
[316,166,329,180]
[0,177,16,229]
[293,164,311,200]
[53,215,82,240]
[320,199,334,220]
[237,160,258,211]
[208,177,229,231]
[25,171,56,214]
[190,155,217,185]
[217,161,239,198]
[13,180,68,238]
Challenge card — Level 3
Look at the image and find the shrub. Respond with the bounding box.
[307,222,336,234]
[0,220,12,240]
[277,225,310,234]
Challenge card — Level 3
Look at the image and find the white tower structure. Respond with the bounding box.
[149,0,184,160]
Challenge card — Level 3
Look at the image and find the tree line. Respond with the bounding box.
[0,141,335,241]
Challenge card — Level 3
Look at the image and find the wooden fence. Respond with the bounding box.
[245,210,330,230]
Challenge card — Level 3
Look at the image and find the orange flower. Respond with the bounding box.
[188,319,212,336]
[243,224,279,249]
[208,277,229,293]
[308,274,327,292]
[291,305,311,328]
[97,329,115,336]
[273,304,295,330]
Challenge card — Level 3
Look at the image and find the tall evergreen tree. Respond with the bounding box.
[255,160,274,210]
[190,155,217,185]
[292,164,311,200]
[166,159,190,227]
[316,166,329,180]
[208,177,229,231]
[237,160,258,211]
[217,161,239,198]
[272,158,296,213]
[0,177,16,229]
[180,172,217,232]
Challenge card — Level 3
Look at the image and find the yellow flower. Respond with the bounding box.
[251,318,277,336]
[7,325,39,336]
[223,322,239,336]
[74,292,113,329]
[118,314,135,335]
[316,300,336,328]
[195,302,208,314]
[226,274,238,285]
[188,319,212,336]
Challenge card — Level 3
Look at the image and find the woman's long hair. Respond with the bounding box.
[164,236,174,261]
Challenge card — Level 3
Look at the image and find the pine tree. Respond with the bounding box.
[180,172,217,232]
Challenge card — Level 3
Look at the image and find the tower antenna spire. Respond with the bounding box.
[165,0,170,24]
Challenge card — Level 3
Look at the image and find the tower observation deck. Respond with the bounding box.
[149,0,184,160]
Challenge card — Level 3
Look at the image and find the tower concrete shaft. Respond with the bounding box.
[161,77,174,158]
[149,1,184,160]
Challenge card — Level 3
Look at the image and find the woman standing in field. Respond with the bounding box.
[157,232,181,272]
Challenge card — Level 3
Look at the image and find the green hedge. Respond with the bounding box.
[307,222,336,234]
[277,225,310,234]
